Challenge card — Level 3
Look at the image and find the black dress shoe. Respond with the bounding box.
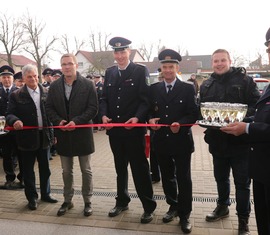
[28,199,37,210]
[205,204,229,222]
[4,181,14,189]
[180,219,192,234]
[41,195,58,203]
[84,203,93,217]
[141,212,153,224]
[57,202,74,216]
[18,181,25,189]
[108,206,129,217]
[163,210,178,223]
[152,180,160,184]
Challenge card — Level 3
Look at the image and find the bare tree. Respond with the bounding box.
[139,43,154,62]
[0,13,25,68]
[59,34,86,54]
[231,53,247,67]
[88,30,111,52]
[22,12,57,82]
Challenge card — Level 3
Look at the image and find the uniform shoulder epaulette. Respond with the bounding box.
[107,65,117,70]
[135,63,146,67]
[150,81,160,86]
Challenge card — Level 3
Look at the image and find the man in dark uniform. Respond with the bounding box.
[48,69,62,157]
[99,36,156,224]
[13,71,24,88]
[51,69,62,81]
[93,73,103,132]
[149,49,198,234]
[0,65,24,189]
[200,49,260,235]
[221,28,270,235]
[42,68,53,88]
[41,68,54,160]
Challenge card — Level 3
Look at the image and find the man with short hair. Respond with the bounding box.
[100,37,157,224]
[200,49,261,235]
[6,64,57,210]
[46,53,98,217]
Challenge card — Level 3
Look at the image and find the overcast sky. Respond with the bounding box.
[0,0,269,68]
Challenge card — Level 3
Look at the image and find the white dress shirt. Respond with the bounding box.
[27,86,43,128]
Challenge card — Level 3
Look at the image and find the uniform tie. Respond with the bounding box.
[167,85,172,95]
[6,88,9,95]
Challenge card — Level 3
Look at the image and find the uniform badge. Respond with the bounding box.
[145,76,150,86]
[154,105,158,112]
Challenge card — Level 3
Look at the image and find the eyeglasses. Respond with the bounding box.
[61,62,76,67]
[266,48,270,54]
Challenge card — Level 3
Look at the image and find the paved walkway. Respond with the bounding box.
[0,125,258,235]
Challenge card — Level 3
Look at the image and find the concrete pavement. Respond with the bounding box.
[0,125,258,235]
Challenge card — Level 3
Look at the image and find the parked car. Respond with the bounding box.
[253,78,270,94]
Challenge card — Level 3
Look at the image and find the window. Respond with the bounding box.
[78,62,83,68]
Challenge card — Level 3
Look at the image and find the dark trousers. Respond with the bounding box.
[253,180,270,235]
[21,147,51,202]
[157,150,192,218]
[109,135,156,213]
[212,152,251,217]
[1,134,23,182]
[150,149,160,182]
[149,131,160,181]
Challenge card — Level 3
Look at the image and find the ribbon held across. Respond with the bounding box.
[5,122,196,131]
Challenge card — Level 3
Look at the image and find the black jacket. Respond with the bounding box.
[248,85,270,184]
[199,67,261,154]
[45,73,98,156]
[6,84,53,151]
[0,85,18,116]
[100,62,150,137]
[149,79,199,155]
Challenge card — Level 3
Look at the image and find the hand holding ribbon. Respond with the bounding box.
[149,118,161,131]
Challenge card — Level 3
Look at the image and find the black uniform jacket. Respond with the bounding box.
[0,85,17,116]
[6,84,53,151]
[95,81,104,101]
[248,85,270,184]
[149,79,199,155]
[100,62,150,137]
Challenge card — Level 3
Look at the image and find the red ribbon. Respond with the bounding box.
[5,123,197,131]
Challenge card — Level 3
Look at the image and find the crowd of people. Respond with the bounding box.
[0,29,270,235]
